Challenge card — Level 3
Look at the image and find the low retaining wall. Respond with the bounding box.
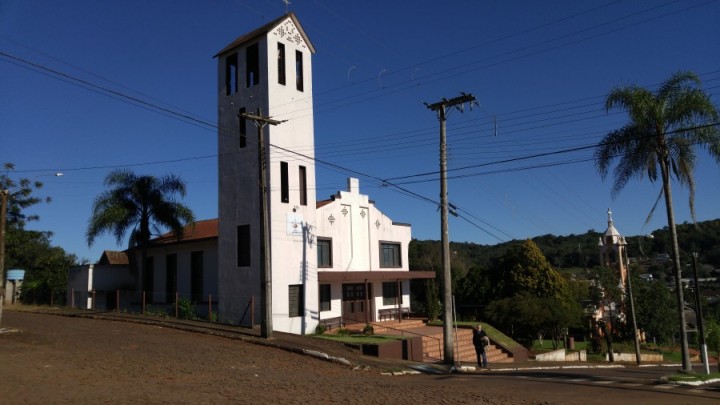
[534,349,587,362]
[605,352,664,362]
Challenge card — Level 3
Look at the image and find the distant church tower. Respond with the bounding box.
[215,13,317,333]
[598,209,628,290]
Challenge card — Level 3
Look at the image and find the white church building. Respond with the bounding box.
[214,13,434,335]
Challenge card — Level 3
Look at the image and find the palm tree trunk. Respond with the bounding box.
[661,158,692,372]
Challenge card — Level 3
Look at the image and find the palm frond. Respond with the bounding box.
[644,188,664,227]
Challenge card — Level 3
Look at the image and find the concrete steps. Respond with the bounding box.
[422,327,513,364]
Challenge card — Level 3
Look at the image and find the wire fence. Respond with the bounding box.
[67,288,225,322]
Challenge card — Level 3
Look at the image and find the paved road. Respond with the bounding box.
[451,366,720,404]
[3,309,719,404]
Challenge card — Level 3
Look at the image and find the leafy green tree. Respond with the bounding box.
[86,170,195,294]
[488,239,569,300]
[1,164,77,309]
[455,266,492,320]
[0,163,51,230]
[705,319,720,373]
[484,240,581,347]
[594,71,720,371]
[487,294,581,348]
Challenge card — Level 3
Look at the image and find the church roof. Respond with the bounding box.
[98,250,129,265]
[151,219,219,245]
[600,209,624,246]
[605,208,621,235]
[214,12,315,58]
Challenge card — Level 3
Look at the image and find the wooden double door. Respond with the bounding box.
[342,283,373,323]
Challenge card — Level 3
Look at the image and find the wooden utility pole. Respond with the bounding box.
[239,108,285,339]
[425,93,476,365]
[622,237,642,365]
[0,189,7,326]
[692,252,710,374]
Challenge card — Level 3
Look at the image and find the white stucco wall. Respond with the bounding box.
[131,239,219,304]
[67,264,134,309]
[315,178,411,273]
[217,15,318,334]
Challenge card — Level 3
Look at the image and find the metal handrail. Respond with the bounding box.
[369,321,443,361]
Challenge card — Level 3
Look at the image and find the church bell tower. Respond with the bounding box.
[214,13,318,333]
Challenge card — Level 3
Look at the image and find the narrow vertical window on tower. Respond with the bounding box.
[246,43,259,87]
[225,53,238,95]
[299,165,307,206]
[237,225,251,267]
[281,161,289,203]
[238,107,247,148]
[277,43,286,85]
[295,50,304,92]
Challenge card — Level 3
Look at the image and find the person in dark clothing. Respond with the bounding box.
[472,324,489,368]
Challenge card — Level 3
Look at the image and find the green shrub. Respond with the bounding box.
[144,305,167,317]
[177,298,197,320]
[315,324,327,335]
[363,323,374,335]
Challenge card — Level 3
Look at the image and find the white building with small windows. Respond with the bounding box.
[214,13,433,334]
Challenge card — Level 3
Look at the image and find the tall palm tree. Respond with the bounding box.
[86,169,195,298]
[595,71,719,372]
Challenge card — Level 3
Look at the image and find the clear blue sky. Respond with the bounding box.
[2,0,719,264]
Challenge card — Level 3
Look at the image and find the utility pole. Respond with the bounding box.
[425,93,476,365]
[239,108,285,339]
[692,252,709,374]
[622,237,641,365]
[0,189,7,326]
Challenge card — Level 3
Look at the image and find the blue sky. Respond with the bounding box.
[2,0,719,264]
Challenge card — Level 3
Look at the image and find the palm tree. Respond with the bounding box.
[595,71,719,372]
[86,169,195,299]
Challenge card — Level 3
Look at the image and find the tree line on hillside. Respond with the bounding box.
[407,219,720,349]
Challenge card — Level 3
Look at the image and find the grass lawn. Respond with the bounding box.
[427,321,523,350]
[313,333,407,345]
[667,371,720,383]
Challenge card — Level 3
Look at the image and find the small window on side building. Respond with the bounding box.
[289,284,304,317]
[319,284,331,311]
[191,251,204,302]
[165,254,177,304]
[382,282,403,306]
[317,238,332,268]
[380,242,401,268]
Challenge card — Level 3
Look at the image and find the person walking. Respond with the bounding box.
[472,323,489,368]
